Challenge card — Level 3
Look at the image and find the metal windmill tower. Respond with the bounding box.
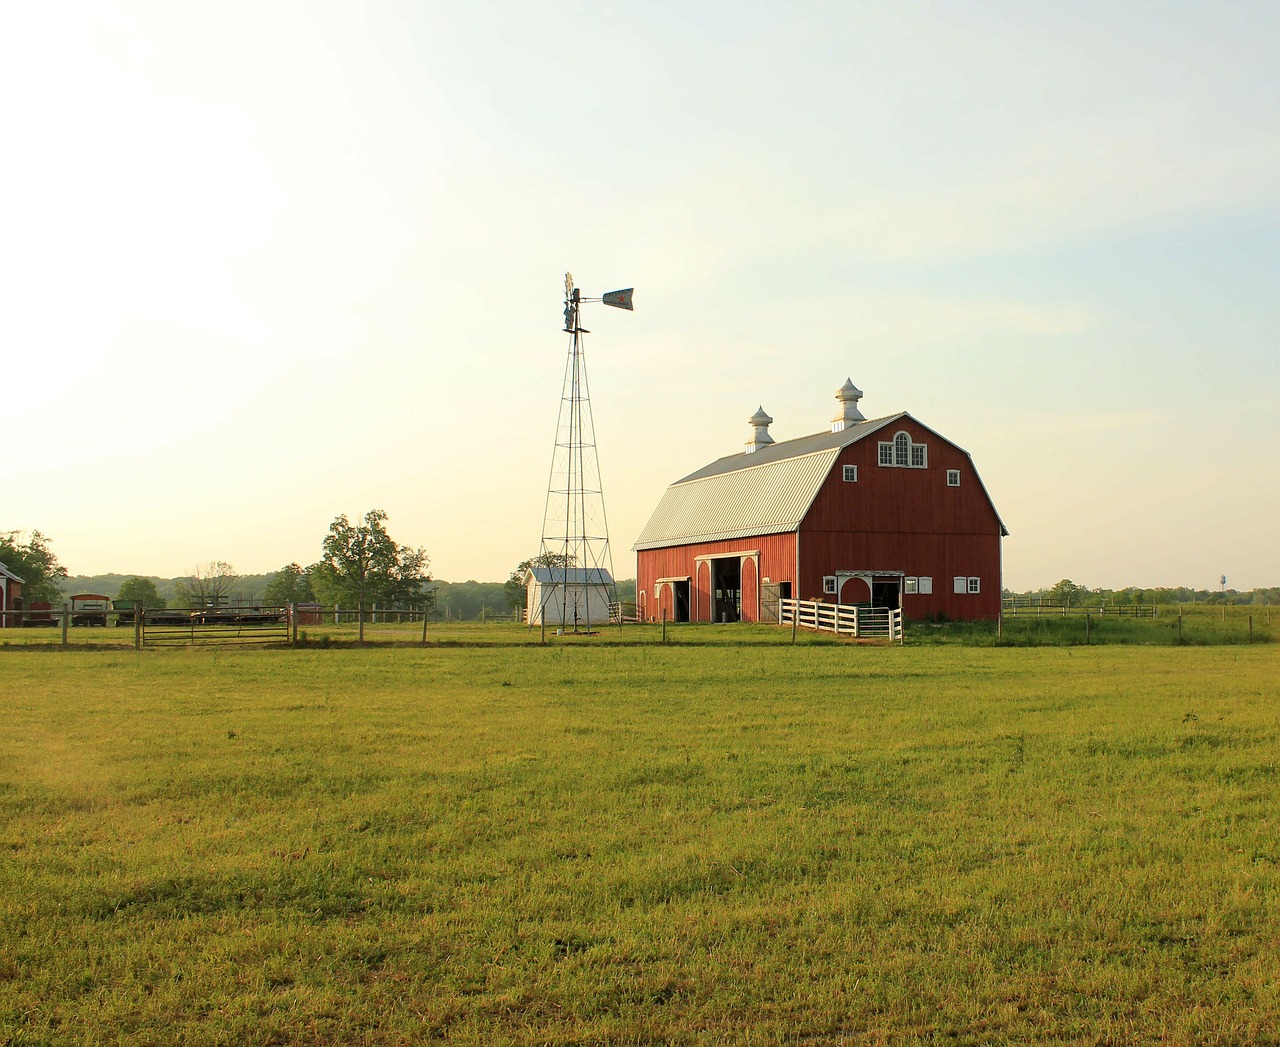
[538,272,634,630]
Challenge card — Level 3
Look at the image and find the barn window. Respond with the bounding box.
[823,576,838,594]
[843,464,858,482]
[947,469,960,486]
[919,576,933,594]
[954,576,967,594]
[894,432,910,466]
[904,577,918,594]
[878,431,927,469]
[968,577,981,594]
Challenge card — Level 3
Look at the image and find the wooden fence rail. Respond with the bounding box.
[1002,601,1157,618]
[779,598,904,642]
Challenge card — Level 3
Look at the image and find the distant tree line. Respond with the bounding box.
[1006,579,1280,607]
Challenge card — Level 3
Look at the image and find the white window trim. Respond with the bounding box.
[842,464,858,482]
[968,576,981,594]
[954,576,967,594]
[919,576,933,595]
[822,576,838,594]
[904,577,918,594]
[877,431,928,469]
[946,469,960,486]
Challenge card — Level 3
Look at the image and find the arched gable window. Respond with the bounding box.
[878,430,927,469]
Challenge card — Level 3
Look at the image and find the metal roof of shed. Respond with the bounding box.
[525,566,615,586]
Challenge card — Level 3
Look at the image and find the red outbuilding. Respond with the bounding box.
[0,561,23,628]
[634,380,1007,624]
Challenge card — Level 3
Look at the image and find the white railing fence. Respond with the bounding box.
[779,598,904,643]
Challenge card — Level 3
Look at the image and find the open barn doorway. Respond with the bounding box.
[871,579,901,610]
[712,558,741,623]
[673,580,690,622]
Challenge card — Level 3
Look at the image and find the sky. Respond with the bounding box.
[3,1,1278,591]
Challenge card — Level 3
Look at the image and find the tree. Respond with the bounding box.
[116,576,165,609]
[175,561,240,608]
[0,530,68,604]
[311,510,430,642]
[1047,579,1083,606]
[264,563,315,607]
[504,553,576,612]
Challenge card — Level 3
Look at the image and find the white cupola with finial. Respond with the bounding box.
[745,406,775,453]
[831,378,865,432]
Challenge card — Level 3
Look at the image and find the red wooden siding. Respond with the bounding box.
[637,532,797,623]
[799,419,1003,620]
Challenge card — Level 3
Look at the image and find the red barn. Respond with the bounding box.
[634,380,1007,624]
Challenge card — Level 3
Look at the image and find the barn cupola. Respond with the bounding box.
[831,378,865,432]
[745,406,775,453]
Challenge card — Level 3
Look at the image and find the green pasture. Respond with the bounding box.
[2,642,1279,1044]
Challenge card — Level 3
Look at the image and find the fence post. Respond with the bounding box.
[1178,608,1183,643]
[290,603,298,646]
[662,609,667,644]
[791,602,798,644]
[1249,616,1253,643]
[135,607,143,650]
[421,605,429,644]
[61,603,69,648]
[1085,613,1091,645]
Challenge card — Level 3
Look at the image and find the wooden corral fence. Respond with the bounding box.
[140,607,290,647]
[780,598,904,643]
[611,601,640,625]
[1002,599,1156,619]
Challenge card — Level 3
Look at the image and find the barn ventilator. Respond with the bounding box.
[535,273,634,633]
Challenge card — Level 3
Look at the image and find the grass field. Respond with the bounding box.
[2,640,1279,1044]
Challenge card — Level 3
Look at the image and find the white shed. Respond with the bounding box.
[525,566,615,629]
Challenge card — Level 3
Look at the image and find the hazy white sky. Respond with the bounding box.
[3,1,1278,591]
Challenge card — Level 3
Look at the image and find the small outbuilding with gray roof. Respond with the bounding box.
[633,380,1006,624]
[0,561,24,628]
[524,565,616,629]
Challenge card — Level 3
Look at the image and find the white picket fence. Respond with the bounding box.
[779,598,904,643]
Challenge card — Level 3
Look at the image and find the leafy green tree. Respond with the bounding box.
[264,563,314,607]
[504,553,576,612]
[116,576,165,609]
[0,530,68,604]
[1047,579,1083,606]
[311,510,430,642]
[175,561,240,608]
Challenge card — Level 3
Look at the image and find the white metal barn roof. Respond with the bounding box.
[633,414,906,551]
